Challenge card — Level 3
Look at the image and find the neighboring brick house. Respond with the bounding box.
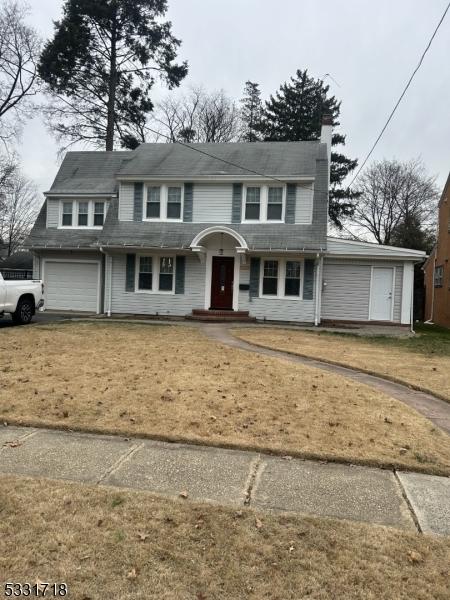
[424,173,450,328]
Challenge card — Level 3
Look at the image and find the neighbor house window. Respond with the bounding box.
[267,187,283,220]
[77,201,89,226]
[94,202,105,226]
[62,202,73,226]
[167,187,182,219]
[245,187,261,220]
[285,261,301,296]
[159,256,174,291]
[138,257,152,290]
[146,187,161,218]
[262,260,278,295]
[434,265,444,288]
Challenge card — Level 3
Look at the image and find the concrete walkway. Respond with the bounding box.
[200,323,450,436]
[1,424,449,536]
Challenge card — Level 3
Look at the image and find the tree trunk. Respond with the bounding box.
[105,20,117,151]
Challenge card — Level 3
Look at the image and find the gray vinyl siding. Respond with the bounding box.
[46,199,60,228]
[295,184,314,224]
[192,183,233,223]
[118,182,134,220]
[110,253,205,316]
[321,259,403,322]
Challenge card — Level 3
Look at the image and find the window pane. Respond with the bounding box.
[285,261,301,296]
[78,202,88,226]
[168,187,181,203]
[147,202,160,218]
[167,202,181,219]
[267,203,282,220]
[138,257,152,290]
[62,202,72,226]
[268,187,283,203]
[159,256,173,290]
[94,202,104,215]
[167,187,181,219]
[147,187,160,218]
[263,277,278,295]
[245,203,260,220]
[264,260,278,278]
[159,273,173,291]
[246,187,260,203]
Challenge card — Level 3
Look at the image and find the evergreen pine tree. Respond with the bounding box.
[38,0,188,150]
[240,81,262,142]
[258,69,359,227]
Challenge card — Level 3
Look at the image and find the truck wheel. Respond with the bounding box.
[12,298,34,325]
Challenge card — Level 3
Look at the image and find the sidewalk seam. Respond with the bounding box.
[394,470,422,533]
[244,455,263,506]
[96,442,145,486]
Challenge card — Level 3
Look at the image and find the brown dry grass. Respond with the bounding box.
[1,322,450,474]
[232,327,450,402]
[1,475,450,600]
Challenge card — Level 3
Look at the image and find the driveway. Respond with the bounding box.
[0,311,76,329]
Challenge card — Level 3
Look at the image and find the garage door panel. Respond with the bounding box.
[44,262,99,312]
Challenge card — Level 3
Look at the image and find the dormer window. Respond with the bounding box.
[243,184,285,222]
[143,184,183,221]
[59,200,107,228]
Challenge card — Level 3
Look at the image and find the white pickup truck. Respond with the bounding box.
[0,272,44,325]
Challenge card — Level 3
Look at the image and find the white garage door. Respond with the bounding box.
[44,261,99,312]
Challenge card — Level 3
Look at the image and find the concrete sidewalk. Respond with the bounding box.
[1,424,449,536]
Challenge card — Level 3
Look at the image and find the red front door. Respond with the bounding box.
[210,256,234,310]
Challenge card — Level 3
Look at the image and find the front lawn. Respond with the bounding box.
[1,475,450,600]
[1,322,450,474]
[233,325,450,403]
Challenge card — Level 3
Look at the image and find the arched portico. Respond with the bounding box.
[190,226,248,311]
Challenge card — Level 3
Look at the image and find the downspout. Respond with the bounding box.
[100,247,112,317]
[314,253,322,326]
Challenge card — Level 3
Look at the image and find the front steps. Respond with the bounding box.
[186,309,256,322]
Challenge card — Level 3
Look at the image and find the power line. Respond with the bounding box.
[144,124,285,184]
[348,1,450,188]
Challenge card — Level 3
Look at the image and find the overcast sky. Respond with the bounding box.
[20,0,450,195]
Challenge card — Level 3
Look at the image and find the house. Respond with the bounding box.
[423,173,450,328]
[25,118,426,325]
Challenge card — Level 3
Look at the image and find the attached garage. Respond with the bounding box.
[43,260,100,312]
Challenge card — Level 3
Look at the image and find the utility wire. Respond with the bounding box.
[348,1,450,188]
[144,124,286,184]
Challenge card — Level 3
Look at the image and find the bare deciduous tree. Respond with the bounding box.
[153,87,240,143]
[0,0,40,143]
[352,158,439,247]
[0,169,40,256]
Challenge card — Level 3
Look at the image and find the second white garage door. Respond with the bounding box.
[44,261,100,312]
